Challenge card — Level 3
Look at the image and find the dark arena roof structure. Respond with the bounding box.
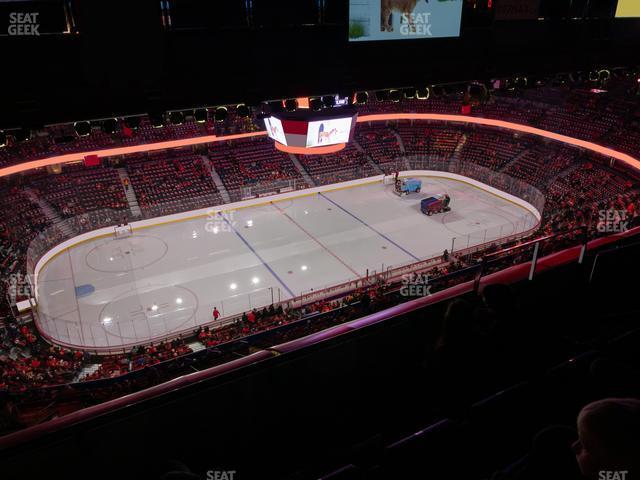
[1,1,640,479]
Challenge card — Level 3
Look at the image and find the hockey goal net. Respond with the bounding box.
[383,172,399,186]
[114,224,133,239]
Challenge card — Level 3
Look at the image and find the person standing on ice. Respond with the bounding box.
[213,307,220,321]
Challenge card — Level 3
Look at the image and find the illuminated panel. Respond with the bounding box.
[281,120,309,147]
[349,0,463,42]
[0,132,266,178]
[616,0,640,17]
[306,118,353,148]
[264,117,287,146]
[1,114,639,177]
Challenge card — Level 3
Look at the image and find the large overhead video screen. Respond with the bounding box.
[306,118,353,148]
[264,117,287,146]
[349,0,463,42]
[615,0,640,17]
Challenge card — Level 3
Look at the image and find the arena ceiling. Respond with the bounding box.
[0,0,638,126]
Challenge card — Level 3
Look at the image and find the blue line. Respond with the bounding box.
[318,192,421,262]
[222,216,295,298]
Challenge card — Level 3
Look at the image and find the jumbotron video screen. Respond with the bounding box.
[349,0,464,42]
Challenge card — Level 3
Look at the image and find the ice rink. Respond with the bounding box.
[36,176,539,350]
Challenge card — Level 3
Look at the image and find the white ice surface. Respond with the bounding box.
[36,177,537,349]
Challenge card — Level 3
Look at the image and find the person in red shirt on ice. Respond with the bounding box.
[213,307,220,321]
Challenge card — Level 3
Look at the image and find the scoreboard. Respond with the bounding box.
[264,106,358,155]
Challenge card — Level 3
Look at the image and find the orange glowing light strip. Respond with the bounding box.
[274,142,346,155]
[1,114,638,178]
[357,114,640,171]
[0,131,266,177]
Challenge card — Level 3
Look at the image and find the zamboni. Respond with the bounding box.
[395,177,422,196]
[421,194,451,216]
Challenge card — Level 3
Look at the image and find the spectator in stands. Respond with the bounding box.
[589,356,640,398]
[360,291,371,312]
[491,425,582,480]
[478,283,541,383]
[427,298,490,416]
[572,398,640,479]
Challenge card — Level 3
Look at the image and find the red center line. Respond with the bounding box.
[271,201,363,279]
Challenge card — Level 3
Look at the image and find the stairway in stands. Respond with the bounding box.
[390,127,407,154]
[498,147,536,173]
[545,159,584,186]
[23,188,75,237]
[187,341,206,353]
[201,155,232,203]
[73,363,101,383]
[449,133,469,170]
[388,126,412,170]
[288,153,316,187]
[116,168,143,217]
[353,139,384,175]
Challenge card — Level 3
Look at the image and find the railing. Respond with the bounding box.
[402,157,547,214]
[236,178,308,200]
[25,208,136,281]
[229,167,383,202]
[472,226,589,292]
[137,192,221,218]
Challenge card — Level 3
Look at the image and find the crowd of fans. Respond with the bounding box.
[208,136,306,199]
[297,143,377,184]
[127,149,222,216]
[0,320,84,391]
